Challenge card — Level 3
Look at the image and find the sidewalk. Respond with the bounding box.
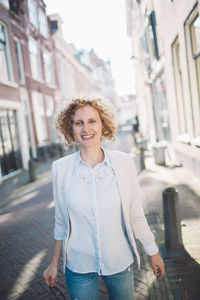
[0,153,200,299]
[0,146,76,207]
[140,156,200,300]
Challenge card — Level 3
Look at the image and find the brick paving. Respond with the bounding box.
[0,152,200,299]
[142,157,200,300]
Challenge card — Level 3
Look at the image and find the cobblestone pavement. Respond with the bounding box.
[142,158,200,300]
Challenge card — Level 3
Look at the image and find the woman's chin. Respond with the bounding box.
[79,140,101,149]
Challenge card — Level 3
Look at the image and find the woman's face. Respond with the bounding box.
[72,105,103,150]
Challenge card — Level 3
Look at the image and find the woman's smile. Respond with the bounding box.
[81,134,95,140]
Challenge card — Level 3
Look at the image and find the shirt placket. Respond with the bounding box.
[89,168,103,275]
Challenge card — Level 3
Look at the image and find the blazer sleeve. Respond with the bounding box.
[128,156,158,256]
[52,161,66,240]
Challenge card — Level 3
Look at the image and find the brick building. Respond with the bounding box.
[0,0,67,183]
[0,0,31,182]
[0,0,119,183]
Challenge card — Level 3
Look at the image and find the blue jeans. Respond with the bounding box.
[65,264,134,300]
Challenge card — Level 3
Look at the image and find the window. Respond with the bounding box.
[39,9,48,38]
[148,23,156,58]
[50,20,58,34]
[172,38,187,136]
[141,31,149,54]
[0,0,9,9]
[14,38,25,83]
[191,15,200,103]
[43,50,54,85]
[141,31,151,73]
[32,91,48,146]
[9,0,20,14]
[27,0,38,28]
[148,11,159,60]
[28,38,42,81]
[185,7,200,140]
[0,109,22,177]
[56,54,75,95]
[0,23,12,82]
[45,96,57,141]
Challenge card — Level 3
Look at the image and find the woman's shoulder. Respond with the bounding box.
[105,149,134,166]
[106,149,132,160]
[52,151,78,168]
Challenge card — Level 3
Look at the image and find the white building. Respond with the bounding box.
[126,0,200,177]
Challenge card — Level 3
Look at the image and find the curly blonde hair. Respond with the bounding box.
[56,95,117,145]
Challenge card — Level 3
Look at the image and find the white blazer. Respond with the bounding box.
[51,149,158,273]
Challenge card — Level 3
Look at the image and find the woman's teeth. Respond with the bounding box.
[82,135,94,139]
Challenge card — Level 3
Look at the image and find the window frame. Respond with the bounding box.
[148,11,159,61]
[27,0,38,28]
[190,15,200,102]
[43,50,54,86]
[38,8,49,38]
[184,5,200,141]
[0,22,15,84]
[0,107,23,180]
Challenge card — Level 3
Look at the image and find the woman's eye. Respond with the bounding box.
[75,122,81,126]
[90,120,96,123]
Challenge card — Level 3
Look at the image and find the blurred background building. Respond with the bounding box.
[126,0,200,177]
[1,0,200,183]
[0,0,118,183]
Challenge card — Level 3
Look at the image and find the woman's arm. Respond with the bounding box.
[43,161,68,285]
[128,156,165,279]
[43,240,62,286]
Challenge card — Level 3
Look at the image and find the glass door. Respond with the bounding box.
[0,109,22,177]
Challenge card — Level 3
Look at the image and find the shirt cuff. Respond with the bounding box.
[143,243,158,256]
[54,235,64,240]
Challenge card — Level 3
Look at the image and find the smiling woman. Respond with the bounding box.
[43,95,165,300]
[55,96,116,146]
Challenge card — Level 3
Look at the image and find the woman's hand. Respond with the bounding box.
[150,253,165,280]
[43,264,58,287]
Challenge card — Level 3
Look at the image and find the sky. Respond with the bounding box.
[44,0,135,96]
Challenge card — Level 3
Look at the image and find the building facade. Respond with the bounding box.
[75,48,119,105]
[127,0,200,177]
[0,0,119,183]
[24,0,59,161]
[0,0,32,182]
[0,0,60,183]
[49,14,100,102]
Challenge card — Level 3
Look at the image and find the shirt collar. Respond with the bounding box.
[75,147,111,169]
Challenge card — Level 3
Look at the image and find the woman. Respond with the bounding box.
[43,96,164,300]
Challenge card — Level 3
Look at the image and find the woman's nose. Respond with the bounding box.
[82,122,89,131]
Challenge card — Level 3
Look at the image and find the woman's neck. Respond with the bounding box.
[79,146,104,168]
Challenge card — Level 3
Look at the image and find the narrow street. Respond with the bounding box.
[1,1,200,299]
[0,129,139,300]
[0,129,200,300]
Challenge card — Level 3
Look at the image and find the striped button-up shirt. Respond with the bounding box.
[66,149,134,275]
